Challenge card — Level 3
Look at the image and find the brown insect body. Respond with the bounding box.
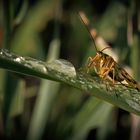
[79,11,140,91]
[88,51,115,81]
[88,51,140,91]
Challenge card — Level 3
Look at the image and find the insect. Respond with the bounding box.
[79,11,140,91]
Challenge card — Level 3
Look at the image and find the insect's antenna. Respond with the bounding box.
[78,11,98,52]
[100,47,111,52]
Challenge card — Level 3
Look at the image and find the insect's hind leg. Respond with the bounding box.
[103,68,120,96]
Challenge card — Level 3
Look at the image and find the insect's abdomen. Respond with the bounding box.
[108,64,140,91]
[121,68,140,91]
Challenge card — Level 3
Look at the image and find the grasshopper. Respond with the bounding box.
[79,11,140,91]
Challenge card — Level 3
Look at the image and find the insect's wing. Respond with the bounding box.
[115,64,140,91]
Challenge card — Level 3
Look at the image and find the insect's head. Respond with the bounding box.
[94,51,103,61]
[93,47,111,62]
[95,47,110,57]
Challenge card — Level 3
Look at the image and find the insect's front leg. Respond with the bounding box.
[87,56,98,73]
[87,57,93,67]
[87,57,93,73]
[87,56,98,67]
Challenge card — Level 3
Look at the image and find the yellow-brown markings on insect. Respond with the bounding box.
[79,11,140,91]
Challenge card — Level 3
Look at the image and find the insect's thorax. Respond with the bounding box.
[94,51,114,68]
[93,51,116,78]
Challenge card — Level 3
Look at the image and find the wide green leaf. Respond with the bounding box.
[0,49,140,116]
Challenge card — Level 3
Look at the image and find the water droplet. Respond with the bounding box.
[70,79,76,83]
[87,84,92,89]
[47,59,76,78]
[0,51,3,55]
[79,80,85,84]
[14,57,24,62]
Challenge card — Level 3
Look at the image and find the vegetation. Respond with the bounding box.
[0,0,140,140]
